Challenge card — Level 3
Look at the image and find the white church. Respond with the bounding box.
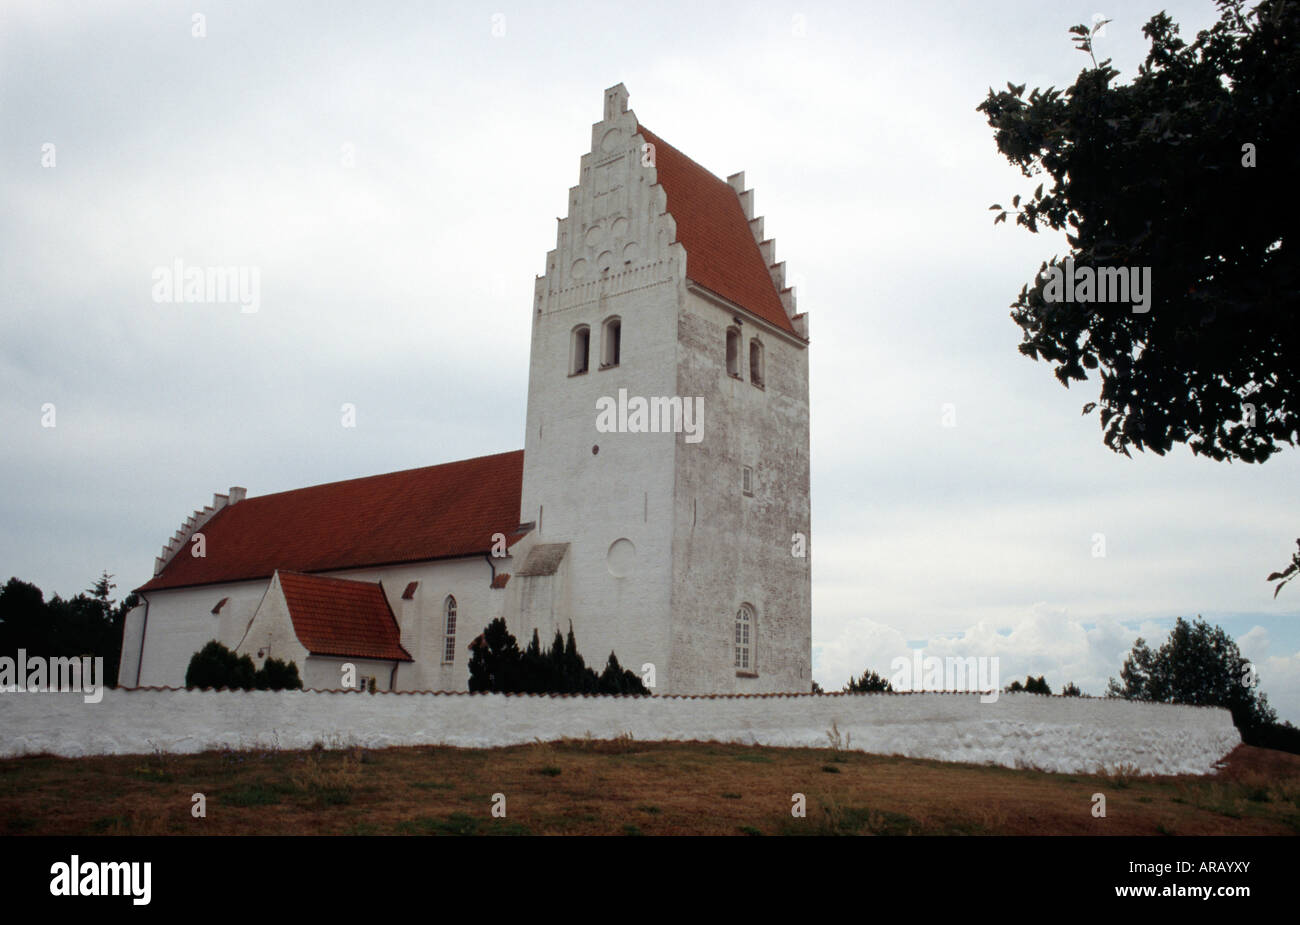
[117,85,812,696]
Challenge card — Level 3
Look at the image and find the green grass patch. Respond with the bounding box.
[225,784,282,807]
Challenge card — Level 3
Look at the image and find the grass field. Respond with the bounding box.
[2,739,1298,836]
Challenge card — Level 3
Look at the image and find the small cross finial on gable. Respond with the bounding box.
[604,83,629,121]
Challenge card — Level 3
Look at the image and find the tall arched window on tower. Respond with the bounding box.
[726,327,742,378]
[570,325,590,375]
[601,316,621,368]
[749,338,765,388]
[734,604,755,673]
[442,596,458,664]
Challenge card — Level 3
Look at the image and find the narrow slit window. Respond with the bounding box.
[749,338,765,388]
[601,317,621,368]
[571,325,590,375]
[726,327,742,378]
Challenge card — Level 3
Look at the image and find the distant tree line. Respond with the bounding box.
[1007,675,1052,695]
[829,616,1299,754]
[0,572,135,685]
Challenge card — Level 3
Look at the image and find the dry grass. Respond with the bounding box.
[0,741,1297,836]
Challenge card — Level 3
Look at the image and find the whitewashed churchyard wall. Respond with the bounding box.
[0,689,1239,776]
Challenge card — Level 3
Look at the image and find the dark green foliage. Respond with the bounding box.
[184,641,301,691]
[1245,720,1300,754]
[185,641,255,690]
[810,680,824,694]
[597,651,647,695]
[468,618,648,695]
[980,2,1300,594]
[1007,675,1052,695]
[520,628,547,693]
[562,625,597,693]
[254,656,303,691]
[1061,681,1084,697]
[0,572,136,685]
[466,618,522,693]
[844,669,893,693]
[1107,616,1279,742]
[978,0,1300,465]
[1268,539,1300,598]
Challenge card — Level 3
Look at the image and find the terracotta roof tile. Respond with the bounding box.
[637,124,796,335]
[139,450,525,592]
[277,571,412,662]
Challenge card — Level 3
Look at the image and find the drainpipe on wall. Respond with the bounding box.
[134,592,151,688]
[389,661,398,691]
[483,552,496,588]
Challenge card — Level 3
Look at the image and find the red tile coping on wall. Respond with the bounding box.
[139,450,527,593]
[276,571,412,662]
[637,124,797,336]
[117,688,1124,701]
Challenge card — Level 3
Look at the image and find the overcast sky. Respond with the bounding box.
[2,0,1296,721]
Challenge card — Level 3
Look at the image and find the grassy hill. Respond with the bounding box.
[2,739,1297,836]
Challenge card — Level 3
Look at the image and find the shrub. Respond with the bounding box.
[469,618,649,695]
[597,651,647,695]
[1006,675,1052,695]
[1241,721,1300,756]
[185,641,256,690]
[184,641,301,691]
[844,669,893,693]
[254,656,303,691]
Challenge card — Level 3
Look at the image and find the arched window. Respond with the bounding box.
[442,596,457,664]
[734,604,755,672]
[726,327,742,378]
[749,338,765,388]
[570,325,590,375]
[601,316,621,368]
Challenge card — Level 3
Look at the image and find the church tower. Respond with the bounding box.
[507,84,811,694]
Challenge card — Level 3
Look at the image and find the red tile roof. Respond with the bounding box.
[637,124,796,335]
[139,450,526,592]
[276,571,412,662]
